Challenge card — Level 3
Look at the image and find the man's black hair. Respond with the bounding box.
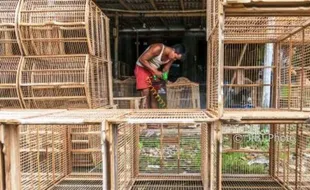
[172,44,186,55]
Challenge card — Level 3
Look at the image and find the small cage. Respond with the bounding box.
[19,55,112,109]
[0,56,23,108]
[0,0,22,56]
[113,97,146,109]
[113,77,139,97]
[108,110,218,190]
[166,77,200,109]
[221,122,310,190]
[18,0,110,59]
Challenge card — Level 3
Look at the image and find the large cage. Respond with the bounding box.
[166,77,200,109]
[19,55,113,109]
[108,110,218,190]
[0,0,22,56]
[18,0,110,58]
[207,0,310,114]
[0,56,23,108]
[113,77,139,97]
[0,109,131,190]
[220,111,310,190]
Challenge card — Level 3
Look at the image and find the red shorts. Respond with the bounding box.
[135,65,160,90]
[134,65,152,90]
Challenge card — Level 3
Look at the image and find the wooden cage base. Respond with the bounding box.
[222,176,285,190]
[48,174,102,190]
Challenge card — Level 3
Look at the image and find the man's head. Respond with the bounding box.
[169,44,186,61]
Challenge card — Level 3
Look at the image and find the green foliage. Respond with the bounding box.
[222,153,267,174]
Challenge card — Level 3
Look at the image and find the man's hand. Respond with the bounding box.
[154,70,163,79]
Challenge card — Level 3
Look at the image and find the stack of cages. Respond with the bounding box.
[0,0,23,108]
[207,0,310,189]
[18,110,129,189]
[17,0,113,109]
[107,110,219,190]
[221,121,310,189]
[166,77,200,109]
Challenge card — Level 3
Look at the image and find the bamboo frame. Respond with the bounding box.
[166,77,201,109]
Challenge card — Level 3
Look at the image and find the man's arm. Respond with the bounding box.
[139,45,162,77]
[163,60,174,73]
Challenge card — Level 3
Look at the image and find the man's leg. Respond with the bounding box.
[140,88,151,108]
[150,93,159,109]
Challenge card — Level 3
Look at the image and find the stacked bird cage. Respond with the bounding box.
[0,0,22,56]
[15,0,113,109]
[166,77,200,109]
[0,57,23,108]
[207,0,310,113]
[0,1,23,109]
[108,110,218,190]
[18,55,110,109]
[18,0,110,58]
[221,121,310,190]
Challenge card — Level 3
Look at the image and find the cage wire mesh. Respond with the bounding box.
[221,123,310,190]
[110,120,217,190]
[18,0,110,58]
[166,77,200,109]
[0,56,23,108]
[0,0,22,56]
[19,55,111,109]
[20,125,67,190]
[279,27,310,111]
[19,124,103,190]
[223,43,275,109]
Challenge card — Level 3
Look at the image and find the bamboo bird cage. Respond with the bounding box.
[207,0,310,114]
[19,55,113,109]
[166,77,200,109]
[108,110,218,190]
[220,121,310,190]
[0,0,22,56]
[0,109,131,190]
[0,56,23,108]
[18,0,110,58]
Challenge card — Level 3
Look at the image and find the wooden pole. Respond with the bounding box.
[101,121,108,190]
[0,125,4,190]
[218,0,225,117]
[2,124,21,190]
[114,15,119,79]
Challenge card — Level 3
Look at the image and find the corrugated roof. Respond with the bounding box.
[95,0,205,29]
